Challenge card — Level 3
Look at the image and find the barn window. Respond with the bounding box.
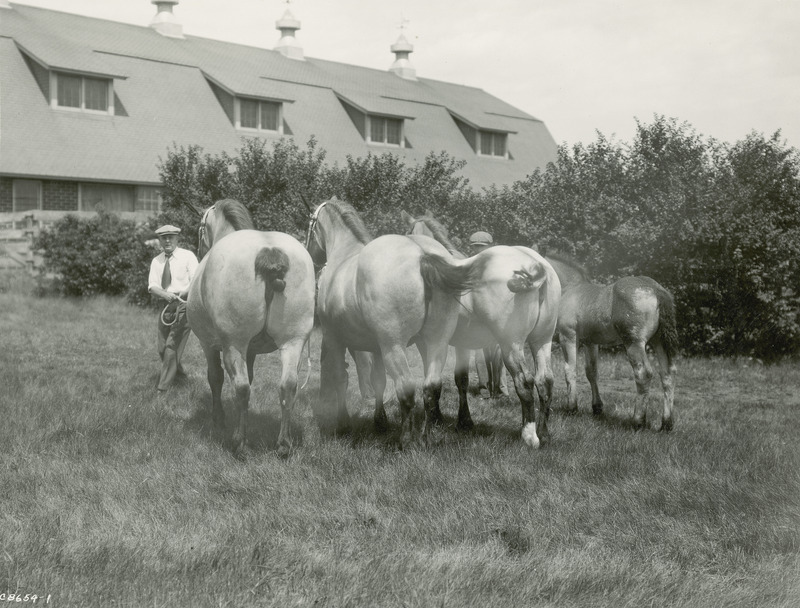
[236,98,282,133]
[12,180,42,212]
[53,72,113,113]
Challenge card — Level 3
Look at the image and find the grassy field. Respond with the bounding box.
[1,275,799,607]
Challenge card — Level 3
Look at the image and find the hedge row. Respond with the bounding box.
[37,117,800,359]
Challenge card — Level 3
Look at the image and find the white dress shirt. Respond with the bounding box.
[148,247,199,294]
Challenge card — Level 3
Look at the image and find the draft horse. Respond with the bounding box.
[305,197,481,448]
[187,199,316,455]
[405,212,561,447]
[545,253,678,430]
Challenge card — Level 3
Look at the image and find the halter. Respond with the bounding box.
[198,205,215,255]
[304,200,328,251]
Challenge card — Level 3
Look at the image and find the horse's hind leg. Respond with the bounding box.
[503,342,540,448]
[204,347,225,431]
[276,339,303,458]
[454,347,474,430]
[530,337,556,446]
[414,340,443,425]
[585,343,604,415]
[319,333,350,435]
[369,352,390,432]
[381,344,416,449]
[221,346,251,453]
[625,341,654,429]
[651,338,676,431]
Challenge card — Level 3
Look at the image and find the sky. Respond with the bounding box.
[13,0,800,150]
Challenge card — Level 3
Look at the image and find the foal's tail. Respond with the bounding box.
[419,252,483,299]
[255,247,290,295]
[656,285,679,360]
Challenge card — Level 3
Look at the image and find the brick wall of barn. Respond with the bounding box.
[0,178,80,212]
[43,181,79,211]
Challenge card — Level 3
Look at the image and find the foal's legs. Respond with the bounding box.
[561,333,580,414]
[651,338,676,431]
[276,338,304,458]
[625,341,654,429]
[221,345,252,453]
[585,343,604,415]
[502,341,540,448]
[454,347,474,430]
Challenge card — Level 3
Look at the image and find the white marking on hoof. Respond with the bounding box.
[522,422,540,449]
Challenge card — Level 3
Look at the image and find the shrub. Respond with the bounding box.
[35,211,156,305]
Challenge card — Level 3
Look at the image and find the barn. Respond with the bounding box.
[0,1,558,269]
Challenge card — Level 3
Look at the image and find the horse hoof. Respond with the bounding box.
[563,405,578,416]
[632,417,645,431]
[661,417,674,432]
[430,409,445,426]
[592,404,604,416]
[276,444,291,459]
[522,423,540,449]
[457,417,474,432]
[374,414,389,433]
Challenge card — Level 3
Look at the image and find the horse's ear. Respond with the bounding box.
[424,208,433,216]
[400,210,414,224]
[297,193,312,213]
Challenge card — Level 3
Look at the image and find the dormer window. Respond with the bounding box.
[338,97,406,148]
[51,72,113,114]
[452,114,510,159]
[369,116,403,146]
[479,131,507,158]
[237,98,282,133]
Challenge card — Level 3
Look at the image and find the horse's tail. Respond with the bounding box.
[254,247,290,294]
[655,285,679,360]
[507,261,548,293]
[419,252,482,299]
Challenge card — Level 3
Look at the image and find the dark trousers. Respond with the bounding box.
[157,302,191,391]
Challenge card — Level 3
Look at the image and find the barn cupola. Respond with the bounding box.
[389,22,416,81]
[150,0,184,39]
[275,6,304,60]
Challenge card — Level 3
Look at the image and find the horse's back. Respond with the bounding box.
[188,230,315,350]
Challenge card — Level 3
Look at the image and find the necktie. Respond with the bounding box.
[161,253,172,290]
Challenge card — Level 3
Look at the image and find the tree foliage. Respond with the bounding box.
[35,119,800,359]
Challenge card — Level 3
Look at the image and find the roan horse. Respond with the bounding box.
[405,212,561,447]
[305,197,482,448]
[544,253,678,430]
[187,199,316,456]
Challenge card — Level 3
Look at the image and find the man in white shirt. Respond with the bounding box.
[148,225,199,393]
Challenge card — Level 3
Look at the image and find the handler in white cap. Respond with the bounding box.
[148,224,199,393]
[468,230,509,399]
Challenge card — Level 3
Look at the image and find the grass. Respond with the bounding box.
[1,274,799,607]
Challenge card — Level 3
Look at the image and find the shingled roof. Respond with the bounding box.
[0,3,558,189]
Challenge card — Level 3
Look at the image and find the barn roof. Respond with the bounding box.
[0,3,558,189]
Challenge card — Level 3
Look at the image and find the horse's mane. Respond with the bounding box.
[417,215,462,256]
[545,251,591,282]
[326,197,372,244]
[216,199,254,231]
